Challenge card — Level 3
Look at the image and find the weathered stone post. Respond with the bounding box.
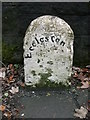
[23,15,74,86]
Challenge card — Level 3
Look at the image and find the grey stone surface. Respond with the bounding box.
[24,15,74,85]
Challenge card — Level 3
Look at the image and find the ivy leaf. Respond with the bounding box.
[14,64,19,69]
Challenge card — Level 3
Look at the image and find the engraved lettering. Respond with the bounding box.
[25,53,32,58]
[35,37,40,44]
[29,46,34,51]
[51,36,55,42]
[60,41,65,46]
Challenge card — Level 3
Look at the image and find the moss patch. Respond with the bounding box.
[36,68,53,87]
[34,68,71,89]
[27,80,71,90]
[38,72,52,86]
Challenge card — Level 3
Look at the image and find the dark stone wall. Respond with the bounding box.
[2,2,90,67]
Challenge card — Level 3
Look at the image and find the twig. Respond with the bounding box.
[0,61,7,68]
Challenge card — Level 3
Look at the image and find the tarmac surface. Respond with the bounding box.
[16,88,88,118]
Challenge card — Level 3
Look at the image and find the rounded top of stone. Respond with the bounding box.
[25,15,74,39]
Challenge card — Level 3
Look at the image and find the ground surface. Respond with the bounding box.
[0,64,89,119]
[16,88,88,118]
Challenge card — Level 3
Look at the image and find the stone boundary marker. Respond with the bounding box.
[23,15,74,86]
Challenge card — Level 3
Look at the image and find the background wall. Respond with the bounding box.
[2,2,90,66]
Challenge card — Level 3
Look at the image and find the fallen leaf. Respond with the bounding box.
[86,65,90,69]
[73,72,78,78]
[84,77,89,81]
[0,105,6,111]
[0,68,6,78]
[72,66,81,72]
[9,64,13,69]
[9,86,19,94]
[7,75,15,83]
[7,78,15,83]
[46,92,51,96]
[4,92,9,97]
[9,75,14,81]
[81,68,88,73]
[0,68,6,72]
[80,81,89,89]
[74,106,88,119]
[77,73,85,81]
[11,68,14,73]
[20,82,25,87]
[14,108,20,116]
[4,111,12,118]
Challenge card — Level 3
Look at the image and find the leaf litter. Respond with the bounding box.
[0,63,25,119]
[0,62,90,119]
[72,66,90,119]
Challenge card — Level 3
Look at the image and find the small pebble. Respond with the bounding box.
[21,113,24,117]
[32,91,35,94]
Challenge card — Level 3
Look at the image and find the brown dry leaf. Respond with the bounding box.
[20,82,25,87]
[7,79,15,83]
[81,68,88,73]
[11,68,14,73]
[74,106,88,119]
[4,111,12,118]
[73,72,78,78]
[77,81,89,89]
[9,64,13,69]
[77,73,85,81]
[9,75,14,81]
[14,108,20,115]
[7,75,15,83]
[72,66,81,72]
[80,81,89,89]
[0,105,6,111]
